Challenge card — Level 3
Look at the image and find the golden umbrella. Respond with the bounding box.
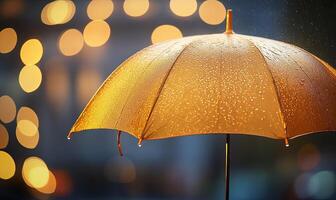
[69,10,336,200]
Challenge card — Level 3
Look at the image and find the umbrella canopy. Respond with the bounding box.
[69,11,336,144]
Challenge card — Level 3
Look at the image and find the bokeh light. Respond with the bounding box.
[0,151,16,180]
[308,171,335,199]
[0,124,9,149]
[151,24,183,44]
[59,29,84,56]
[0,0,24,18]
[123,0,149,17]
[295,173,312,199]
[16,123,39,149]
[0,28,17,53]
[37,170,57,194]
[45,62,69,109]
[76,67,102,106]
[87,0,114,20]
[170,0,197,17]
[19,65,42,93]
[41,0,76,25]
[20,39,43,66]
[17,120,38,137]
[22,157,50,189]
[105,156,136,183]
[0,95,16,124]
[199,0,226,25]
[83,20,111,47]
[53,170,73,196]
[17,106,39,128]
[297,143,320,171]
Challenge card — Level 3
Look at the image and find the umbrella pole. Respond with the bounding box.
[225,134,231,200]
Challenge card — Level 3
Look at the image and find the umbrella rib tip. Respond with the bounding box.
[285,138,290,147]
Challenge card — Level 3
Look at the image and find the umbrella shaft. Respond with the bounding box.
[225,134,230,200]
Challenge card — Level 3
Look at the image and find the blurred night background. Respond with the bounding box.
[0,0,335,199]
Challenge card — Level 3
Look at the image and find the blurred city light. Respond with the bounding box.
[87,0,114,20]
[123,0,149,17]
[295,173,312,199]
[0,151,16,180]
[0,0,24,18]
[297,143,320,171]
[308,171,335,199]
[76,66,102,106]
[17,120,38,137]
[170,0,197,17]
[0,27,17,53]
[20,39,43,66]
[37,170,57,194]
[83,20,111,47]
[22,157,50,189]
[19,65,42,93]
[16,123,39,149]
[45,61,69,109]
[199,0,226,25]
[0,124,9,149]
[59,28,84,56]
[0,95,16,124]
[17,106,39,127]
[151,24,183,44]
[41,0,76,25]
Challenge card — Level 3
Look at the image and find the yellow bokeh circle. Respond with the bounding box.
[123,0,149,17]
[0,28,17,53]
[151,24,183,44]
[0,151,16,180]
[19,65,42,93]
[199,0,226,25]
[83,20,111,47]
[0,95,16,124]
[87,0,114,20]
[22,157,49,189]
[20,39,43,66]
[170,0,197,17]
[59,29,84,56]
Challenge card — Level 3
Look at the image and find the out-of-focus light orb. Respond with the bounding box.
[308,171,335,199]
[20,39,43,66]
[83,20,111,47]
[199,0,226,25]
[170,0,197,17]
[16,125,39,149]
[19,65,42,93]
[54,170,73,196]
[0,95,16,124]
[17,120,38,137]
[17,106,39,128]
[41,0,76,25]
[0,28,17,53]
[45,62,69,109]
[0,0,24,18]
[0,124,9,149]
[76,67,101,106]
[105,157,136,183]
[295,173,312,199]
[59,29,84,56]
[0,151,16,180]
[37,170,57,194]
[22,157,49,189]
[123,0,149,17]
[151,24,183,44]
[297,143,320,171]
[87,0,113,20]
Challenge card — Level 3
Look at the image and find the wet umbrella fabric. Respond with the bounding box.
[69,10,336,200]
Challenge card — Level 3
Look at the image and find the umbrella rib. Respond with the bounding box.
[238,35,288,140]
[140,38,200,139]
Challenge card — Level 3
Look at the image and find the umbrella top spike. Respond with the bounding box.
[225,9,234,34]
